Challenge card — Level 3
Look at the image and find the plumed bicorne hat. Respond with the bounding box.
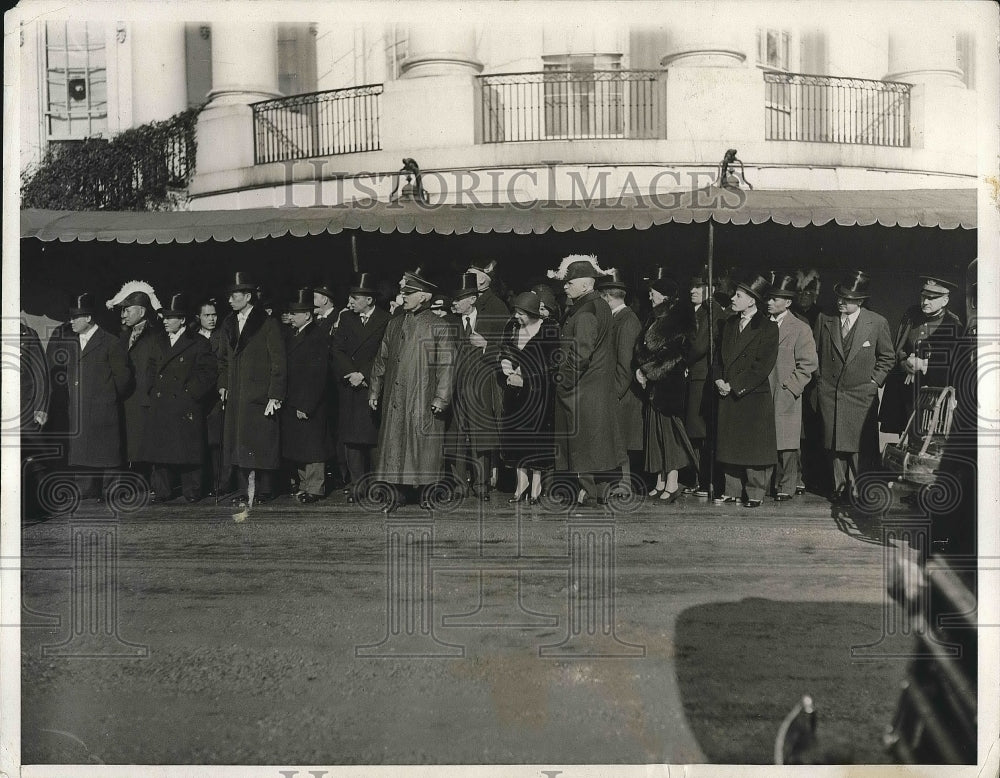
[795,269,821,293]
[467,259,498,276]
[106,280,161,313]
[547,254,611,282]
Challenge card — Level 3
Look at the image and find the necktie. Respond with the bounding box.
[463,316,471,337]
[841,316,850,339]
[360,314,368,327]
[739,317,749,333]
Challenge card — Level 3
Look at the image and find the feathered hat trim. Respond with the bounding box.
[546,254,611,281]
[106,280,162,312]
[795,269,821,293]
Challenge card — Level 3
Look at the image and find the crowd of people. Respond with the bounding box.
[19,253,968,515]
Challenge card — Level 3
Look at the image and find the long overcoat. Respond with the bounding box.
[685,300,729,439]
[553,290,625,473]
[473,288,510,437]
[369,304,457,485]
[449,311,504,453]
[121,321,168,462]
[20,323,50,431]
[714,310,779,466]
[636,300,696,418]
[280,320,330,463]
[610,305,644,451]
[218,306,287,471]
[67,326,132,467]
[203,326,226,447]
[330,307,390,446]
[141,330,217,465]
[768,312,819,450]
[813,308,894,452]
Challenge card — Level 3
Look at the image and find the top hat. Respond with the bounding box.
[401,267,437,294]
[313,279,337,300]
[348,272,378,297]
[161,293,191,318]
[467,259,497,276]
[511,291,542,319]
[69,292,97,317]
[919,275,957,298]
[452,273,480,300]
[736,273,772,303]
[596,268,628,292]
[227,272,258,295]
[767,272,799,299]
[834,270,872,300]
[286,288,315,312]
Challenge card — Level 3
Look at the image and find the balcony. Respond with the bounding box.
[251,84,383,165]
[479,70,666,143]
[764,72,911,147]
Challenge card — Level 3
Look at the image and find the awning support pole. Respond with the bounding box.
[707,220,716,501]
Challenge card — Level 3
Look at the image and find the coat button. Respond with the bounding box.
[156,391,161,397]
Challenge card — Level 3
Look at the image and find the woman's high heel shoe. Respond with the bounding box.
[647,487,666,499]
[508,491,529,504]
[659,489,682,504]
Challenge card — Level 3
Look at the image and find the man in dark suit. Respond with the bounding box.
[280,289,331,503]
[143,294,217,503]
[196,298,228,497]
[217,272,287,506]
[813,270,895,504]
[313,278,350,490]
[548,255,625,507]
[330,272,390,502]
[20,321,50,517]
[597,269,643,490]
[65,293,133,500]
[713,274,779,508]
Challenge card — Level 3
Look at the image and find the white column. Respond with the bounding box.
[400,25,482,78]
[130,21,188,124]
[660,21,749,68]
[885,22,964,87]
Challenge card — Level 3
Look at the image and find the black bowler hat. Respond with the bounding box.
[287,288,315,312]
[736,273,772,303]
[227,271,258,294]
[401,267,437,294]
[511,291,542,319]
[596,268,628,292]
[834,270,872,300]
[313,278,337,300]
[348,272,378,297]
[161,293,191,318]
[919,275,957,298]
[767,272,798,299]
[68,292,97,317]
[452,273,480,300]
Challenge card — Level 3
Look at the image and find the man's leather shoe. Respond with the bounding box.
[774,493,793,502]
[298,493,321,504]
[795,485,806,496]
[743,499,762,508]
[713,495,738,505]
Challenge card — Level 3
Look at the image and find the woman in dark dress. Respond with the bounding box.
[498,290,559,504]
[635,275,698,503]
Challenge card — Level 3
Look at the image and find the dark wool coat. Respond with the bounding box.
[218,306,287,471]
[714,310,779,466]
[814,308,894,452]
[685,300,729,439]
[67,326,132,467]
[636,300,696,419]
[20,323,49,431]
[120,321,169,462]
[203,326,226,447]
[330,307,390,446]
[473,287,510,432]
[369,305,457,485]
[280,320,331,463]
[768,312,819,450]
[553,290,625,472]
[141,330,217,465]
[609,305,644,451]
[879,306,964,434]
[449,309,505,453]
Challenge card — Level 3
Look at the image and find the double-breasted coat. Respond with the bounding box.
[813,308,894,452]
[67,326,132,467]
[330,307,391,446]
[202,326,226,447]
[449,310,504,453]
[369,304,457,485]
[714,311,779,466]
[553,290,625,473]
[609,305,644,451]
[280,320,331,463]
[767,312,819,450]
[120,321,168,463]
[217,306,287,471]
[141,330,217,465]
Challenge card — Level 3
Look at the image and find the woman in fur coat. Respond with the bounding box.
[634,274,698,503]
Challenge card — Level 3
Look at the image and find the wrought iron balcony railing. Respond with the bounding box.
[764,72,911,147]
[251,84,383,164]
[479,70,666,143]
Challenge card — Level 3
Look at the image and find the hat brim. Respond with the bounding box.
[834,285,870,299]
[286,305,313,312]
[736,283,764,301]
[767,289,796,299]
[452,289,478,300]
[68,309,95,317]
[161,310,189,318]
[348,287,377,297]
[228,284,257,294]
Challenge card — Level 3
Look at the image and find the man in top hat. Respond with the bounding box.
[312,278,351,490]
[765,273,819,502]
[279,288,331,504]
[447,273,503,500]
[684,265,733,496]
[597,268,644,489]
[369,268,457,511]
[141,293,217,503]
[547,255,626,506]
[217,272,287,506]
[65,293,133,499]
[107,281,168,481]
[330,272,391,501]
[792,269,822,329]
[879,275,964,436]
[712,273,779,508]
[813,270,894,505]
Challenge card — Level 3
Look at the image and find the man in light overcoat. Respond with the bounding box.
[765,273,818,501]
[813,270,894,504]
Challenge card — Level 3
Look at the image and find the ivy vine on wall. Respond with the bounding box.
[21,106,202,212]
